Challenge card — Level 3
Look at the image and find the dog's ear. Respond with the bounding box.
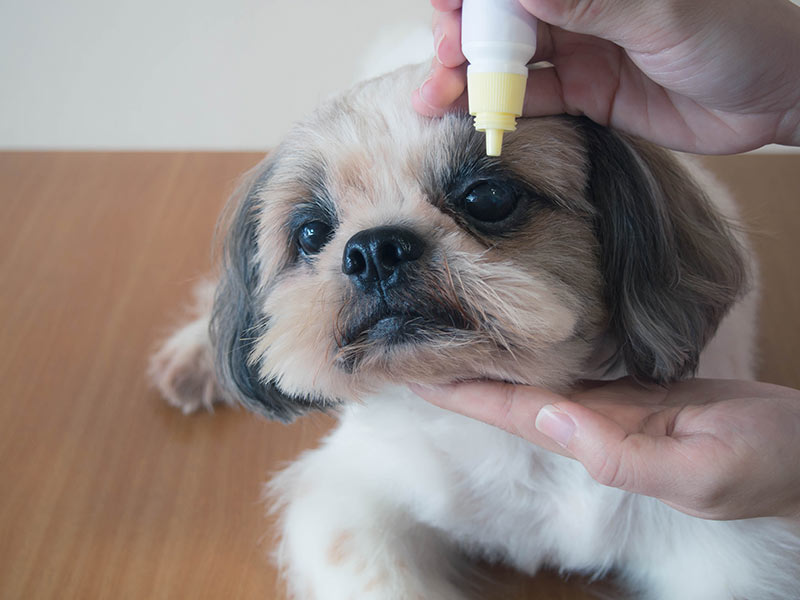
[580,119,747,384]
[209,160,312,423]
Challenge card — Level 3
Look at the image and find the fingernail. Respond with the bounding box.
[535,404,576,448]
[418,72,435,106]
[434,26,445,64]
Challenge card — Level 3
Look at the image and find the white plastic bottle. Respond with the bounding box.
[461,0,538,156]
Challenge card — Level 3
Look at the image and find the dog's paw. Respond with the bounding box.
[149,318,231,414]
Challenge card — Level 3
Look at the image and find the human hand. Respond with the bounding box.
[412,0,800,154]
[411,377,800,521]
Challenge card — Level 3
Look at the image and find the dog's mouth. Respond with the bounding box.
[337,303,474,350]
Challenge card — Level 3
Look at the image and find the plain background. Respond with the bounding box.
[0,0,431,150]
[1,0,798,152]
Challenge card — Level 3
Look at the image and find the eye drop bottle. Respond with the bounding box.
[461,0,537,156]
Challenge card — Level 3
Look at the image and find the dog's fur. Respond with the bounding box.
[150,64,800,599]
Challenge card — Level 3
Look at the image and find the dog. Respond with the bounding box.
[150,64,800,599]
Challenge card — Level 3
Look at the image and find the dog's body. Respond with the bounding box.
[151,65,800,599]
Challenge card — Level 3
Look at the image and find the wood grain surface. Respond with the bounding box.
[1,152,798,600]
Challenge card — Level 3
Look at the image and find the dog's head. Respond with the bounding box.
[211,65,746,422]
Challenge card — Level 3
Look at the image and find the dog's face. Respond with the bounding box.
[211,65,746,421]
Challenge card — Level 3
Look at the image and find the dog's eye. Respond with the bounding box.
[463,182,518,223]
[297,220,333,255]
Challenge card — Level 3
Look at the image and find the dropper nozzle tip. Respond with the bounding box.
[485,129,504,156]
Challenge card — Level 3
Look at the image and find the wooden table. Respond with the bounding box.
[1,152,798,600]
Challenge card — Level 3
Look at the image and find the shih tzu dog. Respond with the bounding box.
[151,64,800,599]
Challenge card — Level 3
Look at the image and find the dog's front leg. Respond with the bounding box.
[149,282,232,414]
[270,437,471,600]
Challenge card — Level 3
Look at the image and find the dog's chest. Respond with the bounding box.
[347,388,637,572]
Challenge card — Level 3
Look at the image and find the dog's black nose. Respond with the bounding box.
[342,226,425,290]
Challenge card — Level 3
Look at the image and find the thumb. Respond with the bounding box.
[536,401,687,498]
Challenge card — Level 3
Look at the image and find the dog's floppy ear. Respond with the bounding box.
[580,119,747,384]
[209,160,311,423]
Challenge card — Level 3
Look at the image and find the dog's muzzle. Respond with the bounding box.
[335,226,473,359]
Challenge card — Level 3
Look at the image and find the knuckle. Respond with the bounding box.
[497,384,520,433]
[590,446,629,489]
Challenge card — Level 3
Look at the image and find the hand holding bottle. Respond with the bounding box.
[413,0,800,154]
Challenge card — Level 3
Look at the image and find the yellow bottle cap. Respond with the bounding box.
[467,71,527,156]
[484,128,504,157]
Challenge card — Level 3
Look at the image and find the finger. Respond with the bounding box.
[435,10,551,68]
[514,26,619,118]
[571,377,669,409]
[519,65,568,117]
[518,0,657,49]
[520,27,627,121]
[431,0,462,11]
[433,8,465,68]
[410,380,694,503]
[412,86,468,117]
[410,381,572,456]
[529,18,555,63]
[539,400,692,498]
[412,62,468,116]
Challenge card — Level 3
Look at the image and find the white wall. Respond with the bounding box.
[1,0,797,152]
[0,0,432,150]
